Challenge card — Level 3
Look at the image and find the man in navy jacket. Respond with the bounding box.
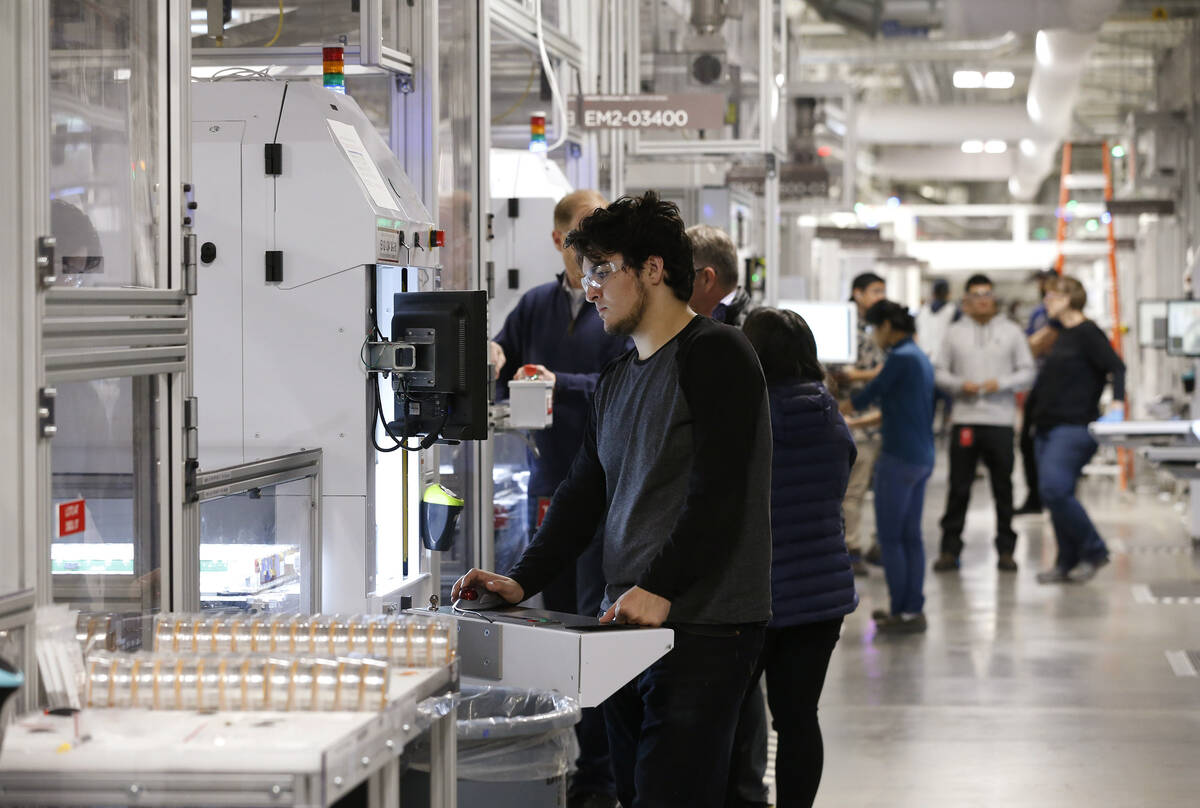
[489,189,628,808]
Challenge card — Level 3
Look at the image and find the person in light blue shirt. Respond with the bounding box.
[849,300,935,633]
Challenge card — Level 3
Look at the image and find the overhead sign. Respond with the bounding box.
[57,499,86,537]
[568,94,726,130]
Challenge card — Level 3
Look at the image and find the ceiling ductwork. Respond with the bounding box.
[846,0,1122,200]
[943,0,1118,38]
[796,30,1020,64]
[870,146,1015,182]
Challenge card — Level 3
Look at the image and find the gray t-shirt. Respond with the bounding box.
[510,316,773,625]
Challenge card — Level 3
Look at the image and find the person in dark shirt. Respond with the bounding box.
[453,191,772,808]
[848,301,935,634]
[1017,268,1061,514]
[1028,275,1125,584]
[488,189,626,808]
[725,308,858,808]
[687,223,753,326]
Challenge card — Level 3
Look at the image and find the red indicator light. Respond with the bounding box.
[461,587,478,601]
[323,46,344,62]
[817,145,833,158]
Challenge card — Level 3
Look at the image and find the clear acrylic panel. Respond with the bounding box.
[50,378,159,641]
[48,1,161,288]
[190,0,360,51]
[198,477,314,615]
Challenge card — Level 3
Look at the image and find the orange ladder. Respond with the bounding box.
[1053,141,1131,488]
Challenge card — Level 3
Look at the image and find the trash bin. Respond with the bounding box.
[401,686,581,808]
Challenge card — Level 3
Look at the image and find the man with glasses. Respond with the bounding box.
[932,273,1036,573]
[456,191,772,808]
[686,224,753,326]
[487,189,627,808]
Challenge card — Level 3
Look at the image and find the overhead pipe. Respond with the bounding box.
[796,31,1020,64]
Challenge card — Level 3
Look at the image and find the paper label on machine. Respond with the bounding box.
[376,227,401,264]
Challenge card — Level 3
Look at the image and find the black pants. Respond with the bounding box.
[1019,395,1041,507]
[725,618,843,808]
[605,622,764,808]
[939,424,1017,557]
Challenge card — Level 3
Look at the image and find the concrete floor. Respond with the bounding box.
[809,458,1200,807]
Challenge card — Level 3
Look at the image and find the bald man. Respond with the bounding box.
[490,189,628,808]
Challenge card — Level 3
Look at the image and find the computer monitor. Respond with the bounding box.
[1138,300,1168,349]
[1166,300,1200,357]
[776,300,858,365]
[389,290,489,442]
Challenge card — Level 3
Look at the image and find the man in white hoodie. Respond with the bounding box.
[933,274,1036,573]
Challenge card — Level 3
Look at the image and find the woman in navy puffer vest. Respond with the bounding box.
[728,308,858,808]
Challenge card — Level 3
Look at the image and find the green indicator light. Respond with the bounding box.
[1111,145,1126,159]
[377,217,392,227]
[1066,199,1078,209]
[1033,227,1050,239]
[1086,219,1099,232]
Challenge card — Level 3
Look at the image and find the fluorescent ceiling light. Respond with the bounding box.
[953,70,984,89]
[1019,138,1037,157]
[983,71,1015,89]
[984,140,1008,154]
[961,140,984,154]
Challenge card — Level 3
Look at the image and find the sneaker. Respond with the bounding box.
[1036,567,1069,584]
[1067,556,1110,583]
[850,556,870,577]
[932,553,960,572]
[876,613,927,634]
[1015,500,1043,515]
[871,608,890,621]
[864,543,883,566]
[997,554,1019,572]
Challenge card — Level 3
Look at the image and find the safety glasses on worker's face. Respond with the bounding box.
[582,260,626,290]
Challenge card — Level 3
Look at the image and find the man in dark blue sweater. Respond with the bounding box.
[489,189,628,808]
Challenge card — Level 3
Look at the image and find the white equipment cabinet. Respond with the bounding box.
[191,81,437,613]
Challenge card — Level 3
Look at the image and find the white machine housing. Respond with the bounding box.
[488,148,574,326]
[192,81,436,613]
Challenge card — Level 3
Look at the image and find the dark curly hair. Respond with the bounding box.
[563,190,694,302]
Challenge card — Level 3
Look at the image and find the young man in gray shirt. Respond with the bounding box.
[453,191,772,808]
[932,273,1036,572]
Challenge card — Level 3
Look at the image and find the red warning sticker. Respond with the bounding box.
[57,499,86,537]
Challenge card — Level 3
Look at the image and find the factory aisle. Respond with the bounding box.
[815,457,1200,807]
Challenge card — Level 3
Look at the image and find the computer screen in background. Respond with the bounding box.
[1166,300,1200,357]
[776,300,858,365]
[1137,300,1167,349]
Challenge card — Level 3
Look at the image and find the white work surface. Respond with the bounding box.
[0,665,456,807]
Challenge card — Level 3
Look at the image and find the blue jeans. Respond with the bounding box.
[1035,425,1108,572]
[604,623,765,808]
[874,453,933,616]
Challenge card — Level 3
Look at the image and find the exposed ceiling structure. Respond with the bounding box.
[788,0,1198,204]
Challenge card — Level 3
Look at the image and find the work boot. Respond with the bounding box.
[932,553,960,572]
[997,554,1019,572]
[864,543,883,566]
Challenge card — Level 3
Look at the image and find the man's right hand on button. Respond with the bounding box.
[451,568,524,605]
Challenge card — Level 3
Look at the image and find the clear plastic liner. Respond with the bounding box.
[408,686,581,782]
[152,613,455,667]
[85,650,391,712]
